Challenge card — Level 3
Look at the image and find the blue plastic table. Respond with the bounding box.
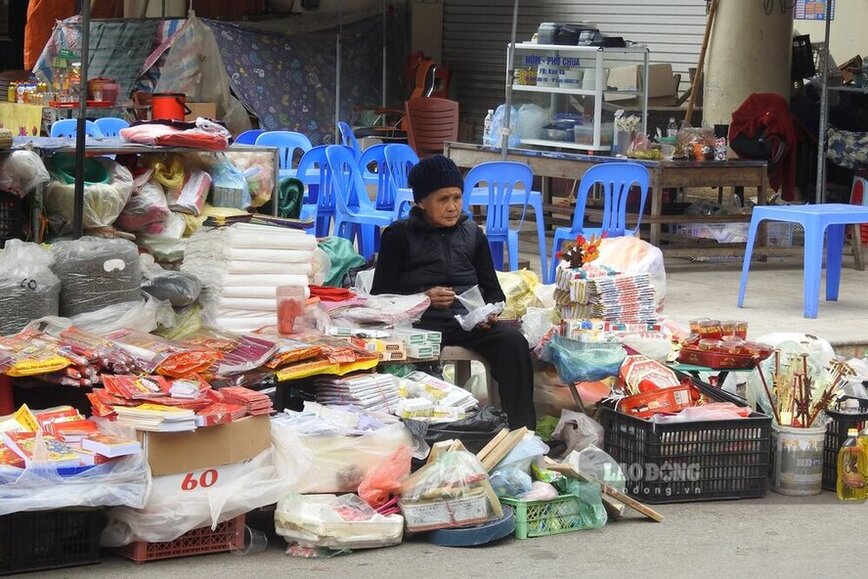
[738,203,868,318]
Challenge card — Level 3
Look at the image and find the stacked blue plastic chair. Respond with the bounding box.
[325,145,395,259]
[463,161,533,273]
[255,131,313,179]
[548,161,650,282]
[338,121,362,160]
[235,129,265,144]
[295,145,334,236]
[384,144,419,220]
[50,119,103,138]
[93,117,129,137]
[358,144,393,211]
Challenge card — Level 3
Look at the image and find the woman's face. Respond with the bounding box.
[417,186,463,228]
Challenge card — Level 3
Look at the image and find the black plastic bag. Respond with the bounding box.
[404,405,509,456]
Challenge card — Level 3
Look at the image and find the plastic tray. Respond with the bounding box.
[677,346,759,369]
[0,508,103,575]
[822,397,868,491]
[499,494,589,540]
[115,514,245,563]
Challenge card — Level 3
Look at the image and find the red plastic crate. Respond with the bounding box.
[115,514,245,563]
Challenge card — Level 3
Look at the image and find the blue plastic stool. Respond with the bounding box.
[548,162,649,283]
[463,161,534,274]
[50,119,103,138]
[235,129,265,144]
[93,117,129,137]
[738,203,868,318]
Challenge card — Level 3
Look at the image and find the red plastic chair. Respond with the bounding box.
[404,97,459,158]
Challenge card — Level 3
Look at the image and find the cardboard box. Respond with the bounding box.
[185,101,218,121]
[138,414,270,476]
[606,63,679,105]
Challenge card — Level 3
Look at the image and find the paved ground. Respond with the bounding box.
[42,492,865,578]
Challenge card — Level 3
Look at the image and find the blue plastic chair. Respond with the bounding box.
[255,131,313,179]
[338,121,362,160]
[325,145,395,259]
[385,144,419,220]
[296,145,334,236]
[235,129,265,145]
[463,161,533,273]
[50,119,103,138]
[93,117,129,137]
[738,203,868,318]
[358,144,393,211]
[548,162,650,282]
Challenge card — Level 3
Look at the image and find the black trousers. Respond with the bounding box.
[417,319,536,430]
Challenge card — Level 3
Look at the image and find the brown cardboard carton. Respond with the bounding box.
[138,414,270,476]
[185,101,218,121]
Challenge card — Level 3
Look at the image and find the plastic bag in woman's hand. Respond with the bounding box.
[454,285,505,331]
[543,334,626,384]
[358,445,413,508]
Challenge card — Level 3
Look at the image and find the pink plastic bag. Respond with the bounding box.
[358,445,413,508]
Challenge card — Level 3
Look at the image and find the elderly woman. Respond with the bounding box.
[371,155,535,429]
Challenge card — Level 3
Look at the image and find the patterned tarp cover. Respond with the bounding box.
[826,127,868,170]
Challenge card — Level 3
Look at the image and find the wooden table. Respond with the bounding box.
[444,141,771,257]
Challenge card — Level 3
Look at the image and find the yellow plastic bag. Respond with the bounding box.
[147,154,185,191]
[495,269,542,319]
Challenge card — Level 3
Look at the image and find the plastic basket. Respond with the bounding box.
[0,508,103,575]
[115,514,245,563]
[822,397,868,491]
[0,192,26,248]
[499,494,589,540]
[600,404,772,504]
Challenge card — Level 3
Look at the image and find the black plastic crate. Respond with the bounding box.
[600,406,772,504]
[822,398,868,491]
[0,191,26,248]
[0,508,103,575]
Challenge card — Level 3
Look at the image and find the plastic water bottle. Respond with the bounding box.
[666,117,678,138]
[837,428,867,502]
[483,109,495,145]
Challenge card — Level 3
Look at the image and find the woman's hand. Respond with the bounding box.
[425,286,456,309]
[475,314,499,331]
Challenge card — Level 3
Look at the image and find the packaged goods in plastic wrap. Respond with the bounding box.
[44,158,134,230]
[51,237,142,317]
[101,417,310,545]
[115,179,170,233]
[168,170,211,216]
[0,240,61,335]
[275,494,404,550]
[272,405,415,494]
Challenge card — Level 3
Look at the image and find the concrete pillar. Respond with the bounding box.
[703,0,793,126]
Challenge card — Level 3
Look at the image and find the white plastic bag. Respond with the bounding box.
[489,434,549,497]
[515,104,548,140]
[0,150,50,198]
[453,285,505,331]
[552,409,603,457]
[564,445,626,492]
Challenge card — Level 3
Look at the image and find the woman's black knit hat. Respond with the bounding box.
[408,155,464,202]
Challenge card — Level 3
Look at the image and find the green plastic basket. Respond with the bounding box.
[499,494,588,540]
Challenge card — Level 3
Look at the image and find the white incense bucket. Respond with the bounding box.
[771,423,826,496]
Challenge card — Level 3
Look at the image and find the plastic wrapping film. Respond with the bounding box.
[0,451,149,517]
[0,150,50,198]
[51,237,142,317]
[0,240,61,336]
